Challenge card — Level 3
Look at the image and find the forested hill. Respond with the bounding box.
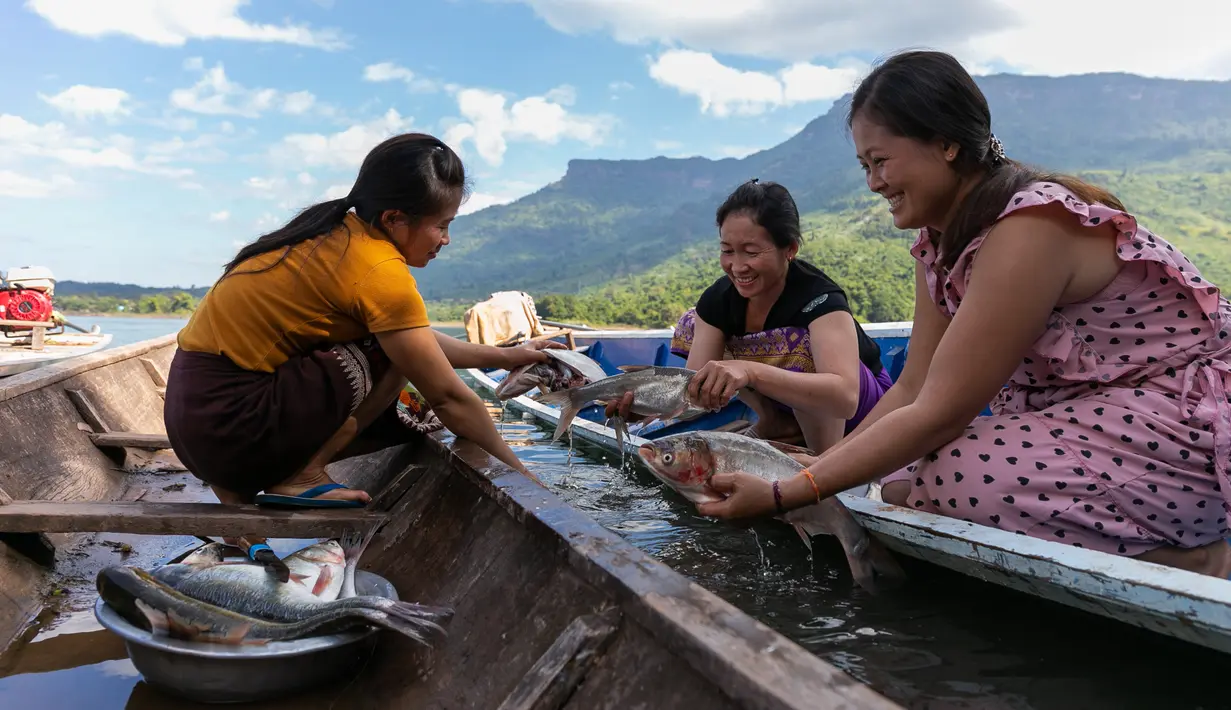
[417,71,1231,326]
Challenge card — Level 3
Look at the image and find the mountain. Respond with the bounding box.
[56,281,210,299]
[416,72,1231,326]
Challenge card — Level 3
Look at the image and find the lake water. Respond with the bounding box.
[0,316,1224,709]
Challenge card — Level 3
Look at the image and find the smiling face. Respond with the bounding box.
[380,192,461,268]
[852,112,965,233]
[719,212,797,300]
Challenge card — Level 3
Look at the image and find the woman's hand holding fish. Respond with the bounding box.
[694,472,778,519]
[501,340,565,367]
[688,360,755,410]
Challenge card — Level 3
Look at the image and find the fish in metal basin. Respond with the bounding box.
[494,349,608,400]
[636,431,907,594]
[150,531,451,640]
[98,566,442,646]
[535,366,713,447]
[162,539,348,601]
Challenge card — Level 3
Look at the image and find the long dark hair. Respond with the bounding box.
[715,178,803,250]
[223,132,467,275]
[847,50,1124,269]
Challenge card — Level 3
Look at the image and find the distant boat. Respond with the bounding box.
[0,266,113,378]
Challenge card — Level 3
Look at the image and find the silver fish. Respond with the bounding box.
[637,431,906,594]
[151,531,451,645]
[535,366,712,447]
[98,566,436,646]
[495,349,608,400]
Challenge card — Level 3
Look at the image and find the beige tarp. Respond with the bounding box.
[463,291,546,345]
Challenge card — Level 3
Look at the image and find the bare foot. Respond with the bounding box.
[263,468,371,505]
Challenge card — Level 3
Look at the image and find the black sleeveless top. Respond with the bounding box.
[694,259,883,375]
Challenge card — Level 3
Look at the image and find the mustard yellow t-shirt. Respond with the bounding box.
[178,213,430,372]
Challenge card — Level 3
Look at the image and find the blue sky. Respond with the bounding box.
[0,0,1225,287]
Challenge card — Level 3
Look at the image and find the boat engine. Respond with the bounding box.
[0,266,56,333]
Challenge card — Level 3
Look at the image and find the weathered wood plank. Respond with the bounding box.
[0,501,386,537]
[64,388,110,433]
[138,357,167,387]
[88,432,170,450]
[0,333,176,403]
[497,607,621,710]
[0,319,55,328]
[0,485,56,568]
[367,464,425,512]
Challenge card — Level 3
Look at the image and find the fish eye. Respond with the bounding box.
[662,453,673,464]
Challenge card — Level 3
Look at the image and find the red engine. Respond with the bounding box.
[0,288,54,328]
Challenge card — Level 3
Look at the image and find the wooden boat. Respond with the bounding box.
[0,333,898,709]
[466,323,1231,656]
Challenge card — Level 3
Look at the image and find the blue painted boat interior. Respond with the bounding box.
[479,329,976,442]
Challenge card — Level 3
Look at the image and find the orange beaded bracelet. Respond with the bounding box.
[800,469,821,504]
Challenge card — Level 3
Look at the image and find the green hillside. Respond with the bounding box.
[414,71,1231,327]
[529,164,1231,328]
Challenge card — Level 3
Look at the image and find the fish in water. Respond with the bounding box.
[98,566,442,646]
[150,530,451,642]
[494,349,608,400]
[535,366,712,447]
[636,431,906,594]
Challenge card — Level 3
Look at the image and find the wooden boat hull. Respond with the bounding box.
[0,334,897,709]
[466,324,1231,656]
[0,332,113,377]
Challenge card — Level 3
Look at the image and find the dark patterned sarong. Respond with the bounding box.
[164,336,438,497]
[670,308,892,433]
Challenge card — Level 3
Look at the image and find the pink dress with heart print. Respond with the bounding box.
[879,181,1231,556]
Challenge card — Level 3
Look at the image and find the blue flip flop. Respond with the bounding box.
[254,483,367,509]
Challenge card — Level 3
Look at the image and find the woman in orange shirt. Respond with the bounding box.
[165,133,552,511]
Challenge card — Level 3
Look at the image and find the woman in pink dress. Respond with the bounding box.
[696,49,1231,577]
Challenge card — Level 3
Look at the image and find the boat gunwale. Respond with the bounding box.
[0,333,177,403]
[424,429,899,709]
[464,348,1231,653]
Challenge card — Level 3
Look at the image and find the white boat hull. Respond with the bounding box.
[0,333,114,377]
[467,363,1231,655]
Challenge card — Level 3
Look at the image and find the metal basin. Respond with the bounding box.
[94,570,398,704]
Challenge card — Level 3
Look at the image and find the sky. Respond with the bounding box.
[1,0,1229,288]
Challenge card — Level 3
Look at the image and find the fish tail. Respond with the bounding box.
[537,389,581,442]
[810,498,908,594]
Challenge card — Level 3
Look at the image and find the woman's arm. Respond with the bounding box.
[431,330,561,369]
[725,311,863,419]
[698,213,1079,517]
[806,262,952,461]
[377,326,541,482]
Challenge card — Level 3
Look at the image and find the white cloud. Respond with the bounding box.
[0,113,192,178]
[273,109,413,169]
[39,85,132,120]
[246,176,279,192]
[0,170,74,198]
[609,80,635,92]
[27,0,347,50]
[649,50,863,117]
[297,172,315,186]
[459,192,517,216]
[170,62,322,119]
[362,62,438,92]
[654,140,683,151]
[719,145,764,159]
[444,87,613,167]
[321,184,351,200]
[504,0,1006,63]
[208,210,230,222]
[507,0,1231,81]
[281,91,317,115]
[183,56,205,71]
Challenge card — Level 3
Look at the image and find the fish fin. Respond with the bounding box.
[616,365,652,373]
[537,390,581,442]
[164,608,213,641]
[312,563,334,597]
[288,572,311,585]
[135,599,171,636]
[807,499,908,595]
[196,621,257,646]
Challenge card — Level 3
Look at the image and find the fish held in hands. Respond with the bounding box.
[494,349,608,400]
[636,431,906,594]
[535,366,712,447]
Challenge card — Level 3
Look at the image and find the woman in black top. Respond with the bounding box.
[610,179,893,454]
